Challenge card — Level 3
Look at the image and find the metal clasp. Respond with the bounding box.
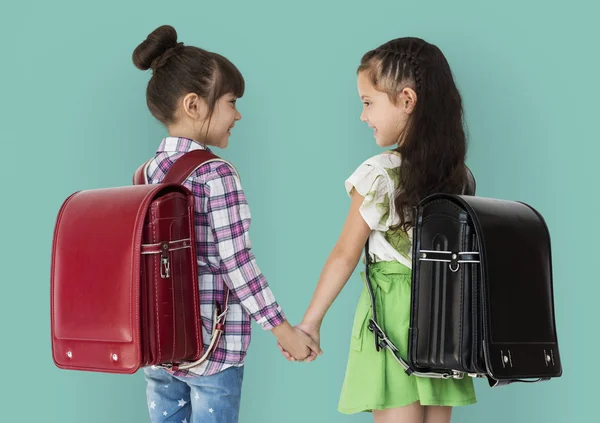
[449,253,460,272]
[419,250,480,273]
[160,243,170,278]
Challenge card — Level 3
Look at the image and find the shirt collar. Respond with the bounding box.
[156,137,208,154]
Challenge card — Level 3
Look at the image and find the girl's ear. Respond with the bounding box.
[399,87,418,115]
[181,93,208,120]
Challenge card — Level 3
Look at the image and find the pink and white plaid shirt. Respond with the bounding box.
[146,137,286,376]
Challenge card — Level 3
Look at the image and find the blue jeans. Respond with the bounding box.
[144,365,244,423]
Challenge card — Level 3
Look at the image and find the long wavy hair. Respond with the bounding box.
[358,37,468,232]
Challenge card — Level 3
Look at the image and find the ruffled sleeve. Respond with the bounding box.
[345,159,393,231]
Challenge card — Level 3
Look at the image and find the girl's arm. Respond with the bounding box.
[204,164,320,360]
[301,189,371,333]
[204,165,286,330]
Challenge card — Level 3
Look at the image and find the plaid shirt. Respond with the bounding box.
[146,137,286,376]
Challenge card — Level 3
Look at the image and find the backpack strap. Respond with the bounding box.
[132,150,221,185]
[364,240,464,380]
[136,149,233,370]
[132,160,151,185]
[163,149,219,184]
[462,165,476,196]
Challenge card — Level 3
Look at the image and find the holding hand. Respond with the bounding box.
[277,321,321,363]
[272,321,322,362]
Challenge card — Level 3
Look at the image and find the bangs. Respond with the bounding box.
[212,53,245,99]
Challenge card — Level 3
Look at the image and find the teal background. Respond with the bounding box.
[0,0,595,421]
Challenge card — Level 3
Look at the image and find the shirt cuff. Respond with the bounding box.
[253,304,287,331]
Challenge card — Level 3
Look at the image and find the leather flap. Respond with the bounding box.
[51,183,189,373]
[418,194,561,380]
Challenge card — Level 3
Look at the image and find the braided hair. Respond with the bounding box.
[358,37,467,232]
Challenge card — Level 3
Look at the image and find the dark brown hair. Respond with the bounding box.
[358,37,468,232]
[132,25,245,127]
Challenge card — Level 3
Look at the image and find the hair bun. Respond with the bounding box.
[132,25,179,71]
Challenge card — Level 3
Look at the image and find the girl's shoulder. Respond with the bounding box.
[346,150,401,199]
[358,150,402,172]
[351,150,401,190]
[371,150,402,169]
[191,156,241,184]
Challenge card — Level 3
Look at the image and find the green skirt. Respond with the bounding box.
[338,261,477,414]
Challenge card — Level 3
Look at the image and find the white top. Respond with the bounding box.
[344,151,413,269]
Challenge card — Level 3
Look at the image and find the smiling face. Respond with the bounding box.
[357,70,416,148]
[202,93,242,149]
[171,91,242,149]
